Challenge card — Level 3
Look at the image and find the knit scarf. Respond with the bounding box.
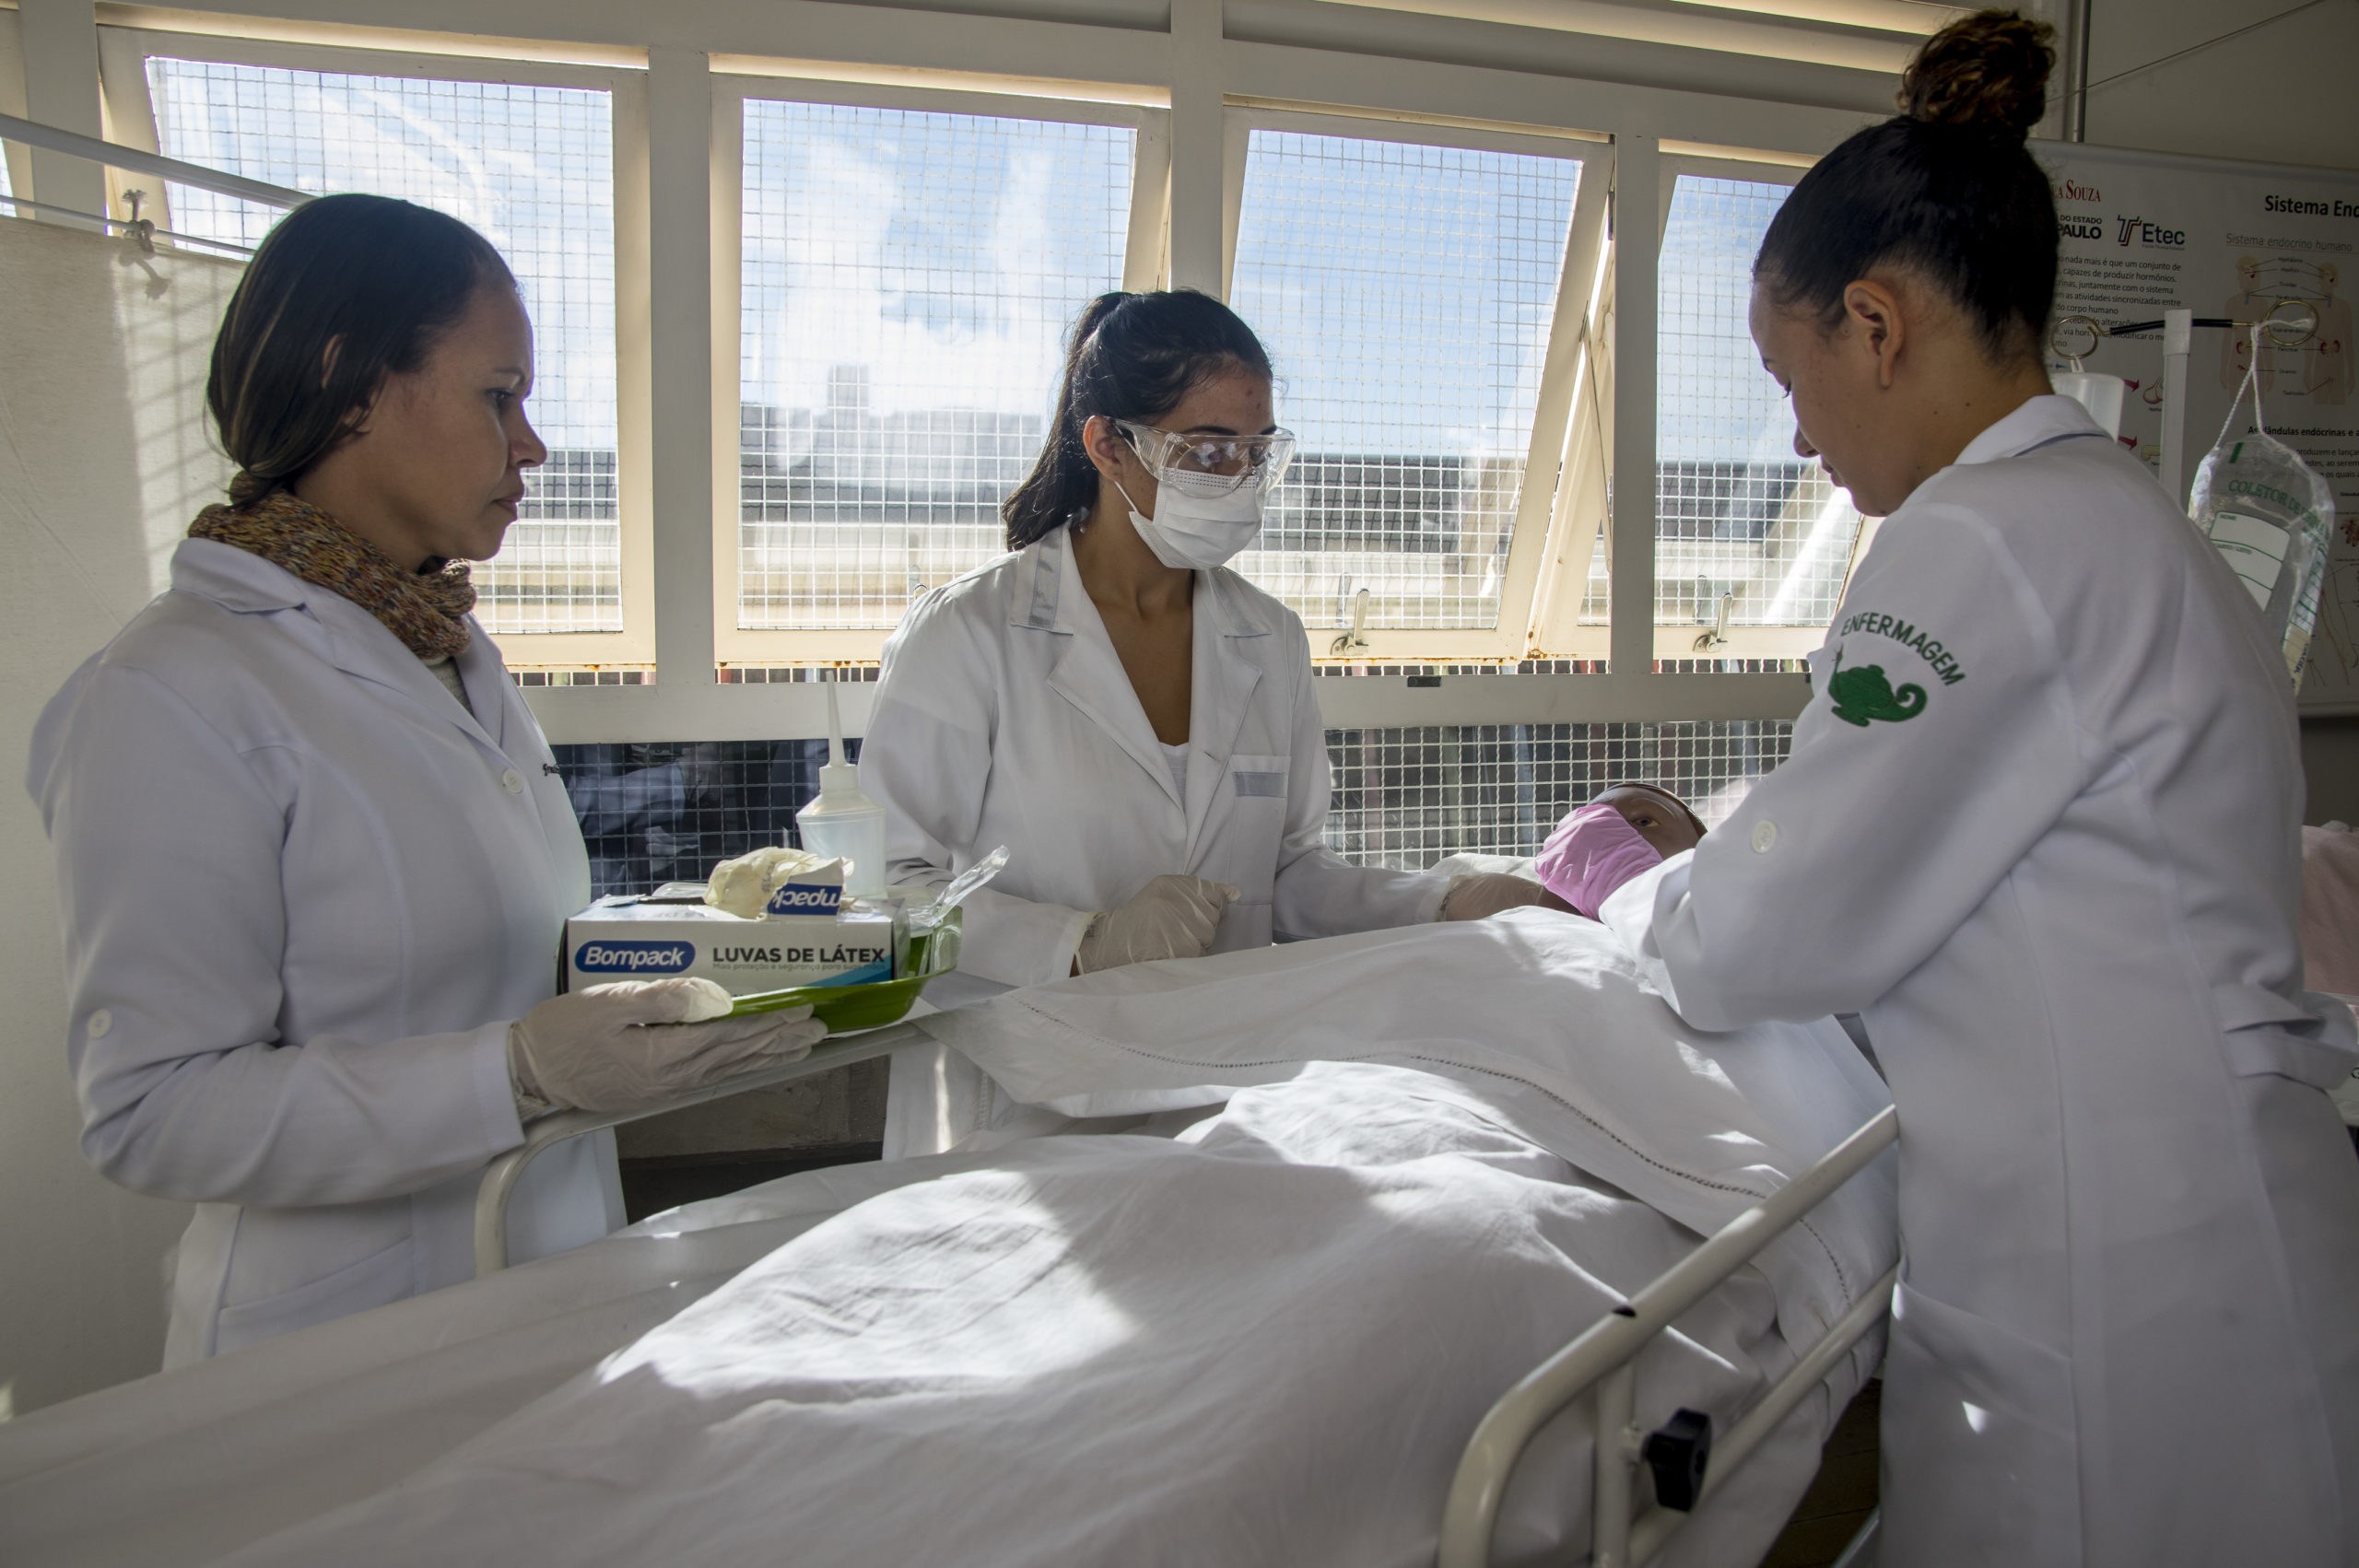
[189,483,477,660]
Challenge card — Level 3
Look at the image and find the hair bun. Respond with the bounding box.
[1898,9,2055,139]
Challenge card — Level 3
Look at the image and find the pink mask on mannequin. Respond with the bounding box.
[1534,801,1664,918]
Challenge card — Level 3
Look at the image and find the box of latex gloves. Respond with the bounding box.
[563,851,898,996]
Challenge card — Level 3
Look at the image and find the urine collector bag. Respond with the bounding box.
[2189,326,2337,685]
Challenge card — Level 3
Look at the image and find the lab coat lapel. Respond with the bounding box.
[313,597,508,755]
[453,623,519,755]
[172,542,496,751]
[1185,571,1267,858]
[1031,530,1185,811]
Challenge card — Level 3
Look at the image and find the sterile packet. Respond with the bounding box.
[871,846,1011,980]
[2189,325,2338,685]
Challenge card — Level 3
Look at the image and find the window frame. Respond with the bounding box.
[97,26,658,672]
[19,5,1897,737]
[709,72,1167,667]
[1214,104,1609,665]
[1649,149,1868,664]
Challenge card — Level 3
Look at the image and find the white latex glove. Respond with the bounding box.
[1438,872,1555,921]
[1074,874,1240,973]
[508,977,827,1117]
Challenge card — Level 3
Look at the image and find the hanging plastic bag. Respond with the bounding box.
[2188,323,2337,685]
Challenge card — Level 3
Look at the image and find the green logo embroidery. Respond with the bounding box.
[1834,610,1966,688]
[1828,653,1926,727]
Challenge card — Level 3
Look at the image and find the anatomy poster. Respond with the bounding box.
[2036,143,2359,709]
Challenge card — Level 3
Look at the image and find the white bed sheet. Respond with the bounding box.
[0,912,1894,1568]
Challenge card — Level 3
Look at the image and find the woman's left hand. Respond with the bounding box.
[1438,872,1560,921]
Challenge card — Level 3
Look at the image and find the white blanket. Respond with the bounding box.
[194,913,1892,1568]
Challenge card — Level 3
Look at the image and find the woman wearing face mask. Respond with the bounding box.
[1602,14,2359,1564]
[862,289,1539,1153]
[29,195,824,1364]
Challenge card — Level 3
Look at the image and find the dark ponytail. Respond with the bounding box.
[208,193,516,507]
[1003,288,1273,549]
[1755,9,2058,361]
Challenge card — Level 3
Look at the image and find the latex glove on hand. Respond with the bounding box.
[1534,801,1664,918]
[508,977,827,1117]
[1075,874,1240,973]
[1437,872,1557,921]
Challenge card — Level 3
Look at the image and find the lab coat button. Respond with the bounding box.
[88,1009,111,1039]
[1751,820,1778,853]
[501,769,525,795]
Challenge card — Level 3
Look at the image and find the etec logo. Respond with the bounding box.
[2115,216,2186,249]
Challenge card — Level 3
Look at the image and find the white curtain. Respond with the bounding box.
[0,214,244,1413]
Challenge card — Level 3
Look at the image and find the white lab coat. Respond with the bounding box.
[1608,397,2359,1565]
[28,539,620,1367]
[862,526,1445,1152]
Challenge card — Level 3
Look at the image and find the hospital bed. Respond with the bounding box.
[0,915,1898,1567]
[476,1022,1899,1568]
[471,1020,1898,1568]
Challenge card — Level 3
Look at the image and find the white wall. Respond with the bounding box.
[2079,0,2359,170]
[0,215,244,1416]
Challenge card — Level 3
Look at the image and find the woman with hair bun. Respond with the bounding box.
[1608,12,2359,1562]
[862,289,1542,1153]
[29,194,824,1363]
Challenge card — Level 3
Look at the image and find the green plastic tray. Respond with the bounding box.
[722,914,960,1033]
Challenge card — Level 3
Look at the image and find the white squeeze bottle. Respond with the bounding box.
[794,682,887,899]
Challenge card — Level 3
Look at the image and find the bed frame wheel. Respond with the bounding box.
[1640,1408,1713,1512]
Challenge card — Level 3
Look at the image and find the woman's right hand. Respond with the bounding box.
[507,977,827,1117]
[1074,874,1240,973]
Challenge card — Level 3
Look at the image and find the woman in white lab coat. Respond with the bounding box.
[863,289,1539,1153]
[29,196,821,1364]
[1601,15,2359,1563]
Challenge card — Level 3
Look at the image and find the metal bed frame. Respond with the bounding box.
[474,1030,1898,1568]
[1440,1104,1899,1568]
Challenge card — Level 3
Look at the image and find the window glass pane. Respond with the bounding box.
[739,100,1133,629]
[1656,174,1861,629]
[147,58,620,637]
[1231,131,1579,633]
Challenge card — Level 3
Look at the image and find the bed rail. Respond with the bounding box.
[473,1022,931,1278]
[1438,1103,1900,1568]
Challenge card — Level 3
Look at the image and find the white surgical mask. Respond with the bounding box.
[1111,474,1264,571]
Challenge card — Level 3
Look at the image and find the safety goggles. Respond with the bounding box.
[1109,418,1298,497]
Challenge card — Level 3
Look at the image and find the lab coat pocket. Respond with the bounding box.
[2222,1020,2359,1091]
[1214,754,1289,874]
[212,1234,416,1357]
[1879,1279,2082,1564]
[1226,755,1289,801]
[1199,755,1288,940]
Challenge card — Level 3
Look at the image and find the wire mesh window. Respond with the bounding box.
[1579,521,1610,624]
[738,99,1133,629]
[1230,131,1579,635]
[553,724,1784,897]
[1656,175,1861,631]
[1324,720,1790,870]
[145,57,621,636]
